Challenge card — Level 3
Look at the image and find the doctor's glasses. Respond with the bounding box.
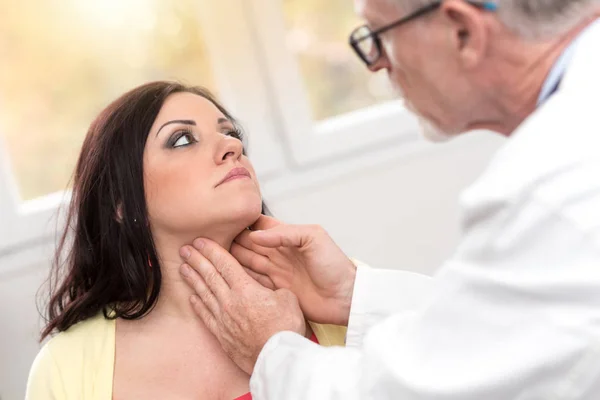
[349,1,498,67]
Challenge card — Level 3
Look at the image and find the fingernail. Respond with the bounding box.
[193,239,205,250]
[180,246,191,259]
[180,264,191,277]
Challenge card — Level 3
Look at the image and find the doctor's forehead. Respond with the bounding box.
[355,0,399,23]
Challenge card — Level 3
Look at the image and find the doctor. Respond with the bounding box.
[178,0,600,398]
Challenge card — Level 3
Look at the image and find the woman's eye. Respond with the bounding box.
[226,130,243,141]
[172,132,195,148]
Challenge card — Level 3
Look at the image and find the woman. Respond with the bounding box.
[26,81,345,399]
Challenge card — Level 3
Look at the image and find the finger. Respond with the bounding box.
[230,242,271,275]
[250,214,282,231]
[234,229,254,250]
[180,264,221,317]
[234,231,275,263]
[243,266,276,290]
[193,238,251,288]
[181,245,230,301]
[190,295,219,335]
[249,224,310,249]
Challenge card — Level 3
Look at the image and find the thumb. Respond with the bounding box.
[249,224,309,249]
[250,214,281,231]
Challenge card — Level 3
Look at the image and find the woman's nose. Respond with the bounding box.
[216,136,243,163]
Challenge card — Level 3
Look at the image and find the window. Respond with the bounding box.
[0,0,216,201]
[247,0,418,166]
[282,0,396,121]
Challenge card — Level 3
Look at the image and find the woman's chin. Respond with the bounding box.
[226,198,263,229]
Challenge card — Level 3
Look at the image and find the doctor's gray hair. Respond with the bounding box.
[393,0,600,38]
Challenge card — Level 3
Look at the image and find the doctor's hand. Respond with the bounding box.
[232,215,357,326]
[179,239,306,375]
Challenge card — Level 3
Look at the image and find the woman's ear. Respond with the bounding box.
[115,203,124,223]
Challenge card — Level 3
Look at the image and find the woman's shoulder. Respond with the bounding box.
[26,312,116,400]
[46,312,116,361]
[309,322,347,347]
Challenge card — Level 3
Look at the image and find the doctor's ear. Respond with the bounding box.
[441,0,489,69]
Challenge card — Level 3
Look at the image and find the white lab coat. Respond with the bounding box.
[250,19,600,400]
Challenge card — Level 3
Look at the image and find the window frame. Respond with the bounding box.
[245,0,420,166]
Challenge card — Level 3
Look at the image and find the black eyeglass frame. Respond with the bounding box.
[349,1,497,66]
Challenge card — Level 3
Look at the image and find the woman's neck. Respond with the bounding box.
[150,230,236,321]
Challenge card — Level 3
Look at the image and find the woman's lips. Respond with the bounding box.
[217,167,251,186]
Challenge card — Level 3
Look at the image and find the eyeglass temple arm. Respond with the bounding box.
[468,1,498,11]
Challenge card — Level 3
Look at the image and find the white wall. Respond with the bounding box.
[0,261,51,400]
[0,131,505,400]
[268,132,504,275]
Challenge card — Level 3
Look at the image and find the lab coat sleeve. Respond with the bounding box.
[249,264,434,400]
[250,193,600,400]
[346,263,433,348]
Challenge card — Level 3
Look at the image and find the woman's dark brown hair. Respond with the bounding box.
[41,81,262,340]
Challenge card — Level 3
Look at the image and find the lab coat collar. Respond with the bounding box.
[460,19,600,214]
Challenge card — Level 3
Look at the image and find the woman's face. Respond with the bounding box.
[143,92,262,241]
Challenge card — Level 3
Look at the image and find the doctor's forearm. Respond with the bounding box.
[331,261,356,326]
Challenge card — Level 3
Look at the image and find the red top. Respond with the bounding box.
[234,333,319,400]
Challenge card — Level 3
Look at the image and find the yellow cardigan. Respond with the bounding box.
[25,313,346,400]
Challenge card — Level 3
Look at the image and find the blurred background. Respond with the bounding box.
[0,0,504,398]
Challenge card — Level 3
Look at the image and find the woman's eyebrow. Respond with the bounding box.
[155,119,196,137]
